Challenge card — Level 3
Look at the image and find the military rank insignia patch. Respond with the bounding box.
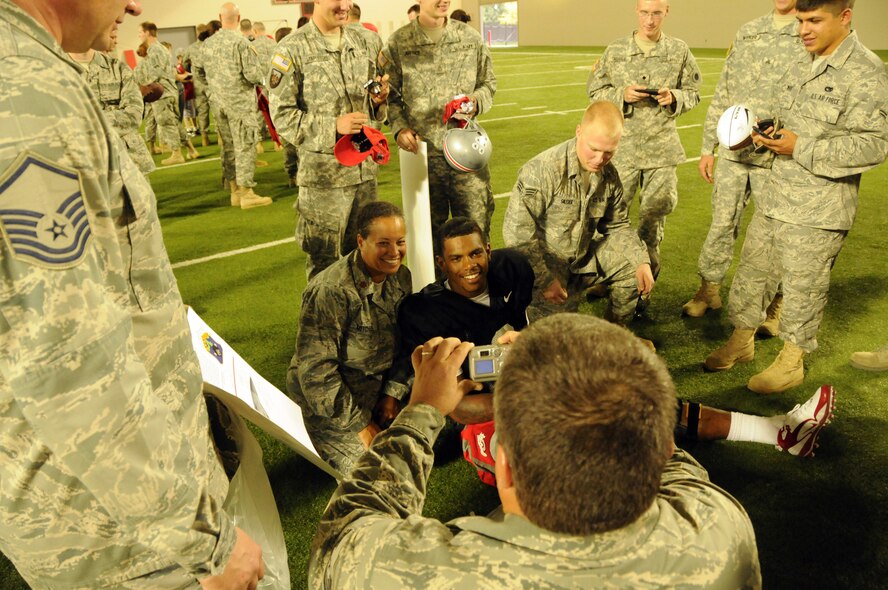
[0,152,92,269]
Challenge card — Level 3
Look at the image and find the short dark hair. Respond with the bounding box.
[207,20,222,35]
[140,22,158,36]
[495,314,676,536]
[356,201,404,239]
[240,19,253,33]
[349,3,361,18]
[297,16,310,28]
[796,0,854,12]
[408,4,420,15]
[435,216,486,257]
[275,27,292,42]
[198,30,210,42]
[450,9,471,23]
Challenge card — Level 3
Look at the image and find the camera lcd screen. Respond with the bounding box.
[474,359,495,375]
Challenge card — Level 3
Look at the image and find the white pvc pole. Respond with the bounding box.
[399,141,436,293]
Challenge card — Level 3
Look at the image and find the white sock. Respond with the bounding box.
[726,412,781,445]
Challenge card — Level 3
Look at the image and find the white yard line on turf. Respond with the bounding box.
[521,106,548,110]
[159,156,221,170]
[171,237,294,269]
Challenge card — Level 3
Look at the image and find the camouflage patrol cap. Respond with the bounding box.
[334,126,390,166]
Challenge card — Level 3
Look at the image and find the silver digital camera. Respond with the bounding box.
[468,344,508,383]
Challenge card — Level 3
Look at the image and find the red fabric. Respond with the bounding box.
[362,22,379,33]
[334,126,390,166]
[256,86,281,146]
[177,64,194,101]
[461,420,497,486]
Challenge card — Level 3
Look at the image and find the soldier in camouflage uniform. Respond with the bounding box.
[204,2,272,210]
[183,25,211,147]
[381,0,497,236]
[251,22,277,145]
[683,0,806,325]
[269,0,389,279]
[69,46,156,176]
[311,314,761,589]
[286,202,411,476]
[503,102,655,338]
[587,0,701,287]
[705,0,888,394]
[137,22,197,165]
[0,0,265,587]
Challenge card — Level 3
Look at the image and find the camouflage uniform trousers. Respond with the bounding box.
[697,159,771,284]
[427,151,494,237]
[151,95,184,150]
[526,235,642,325]
[617,165,678,279]
[296,180,377,280]
[193,77,211,136]
[119,130,156,176]
[144,106,157,145]
[215,107,259,187]
[304,418,366,477]
[728,210,846,353]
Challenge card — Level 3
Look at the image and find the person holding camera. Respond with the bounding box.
[203,2,273,210]
[586,0,701,300]
[269,0,389,279]
[286,202,411,476]
[310,314,761,588]
[503,101,655,346]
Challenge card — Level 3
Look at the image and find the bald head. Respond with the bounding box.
[220,3,241,28]
[575,102,623,173]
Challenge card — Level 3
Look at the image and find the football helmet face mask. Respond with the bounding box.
[443,120,492,172]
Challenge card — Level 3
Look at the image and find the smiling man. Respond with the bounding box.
[286,201,412,476]
[269,0,389,279]
[503,101,655,345]
[587,0,701,307]
[705,0,888,394]
[0,0,265,588]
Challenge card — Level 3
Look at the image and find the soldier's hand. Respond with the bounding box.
[199,528,264,590]
[655,88,674,107]
[623,84,649,104]
[396,128,420,153]
[336,112,369,136]
[371,74,390,105]
[542,279,568,305]
[636,263,655,296]
[496,330,522,346]
[753,127,797,156]
[698,154,715,184]
[373,394,400,429]
[409,337,478,416]
[358,421,382,448]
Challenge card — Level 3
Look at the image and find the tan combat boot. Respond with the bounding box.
[237,187,273,209]
[757,293,783,337]
[682,280,722,317]
[256,141,265,154]
[255,159,269,168]
[704,328,755,371]
[850,344,888,371]
[201,133,209,147]
[230,181,239,207]
[747,340,805,394]
[160,149,185,165]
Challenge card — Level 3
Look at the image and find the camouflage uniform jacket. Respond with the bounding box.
[251,34,276,75]
[142,40,178,98]
[311,403,762,589]
[502,138,649,289]
[587,32,701,169]
[0,3,235,587]
[203,28,263,115]
[183,39,207,85]
[81,51,156,175]
[269,21,383,188]
[381,19,496,151]
[291,250,412,436]
[762,31,888,231]
[701,12,805,166]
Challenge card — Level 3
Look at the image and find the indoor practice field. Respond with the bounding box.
[3,46,887,589]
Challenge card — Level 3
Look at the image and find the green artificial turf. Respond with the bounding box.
[3,46,888,589]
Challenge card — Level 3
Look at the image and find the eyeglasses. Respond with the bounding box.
[638,11,665,20]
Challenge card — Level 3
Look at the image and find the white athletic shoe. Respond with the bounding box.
[776,384,836,457]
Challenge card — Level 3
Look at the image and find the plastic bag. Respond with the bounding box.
[220,405,291,590]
